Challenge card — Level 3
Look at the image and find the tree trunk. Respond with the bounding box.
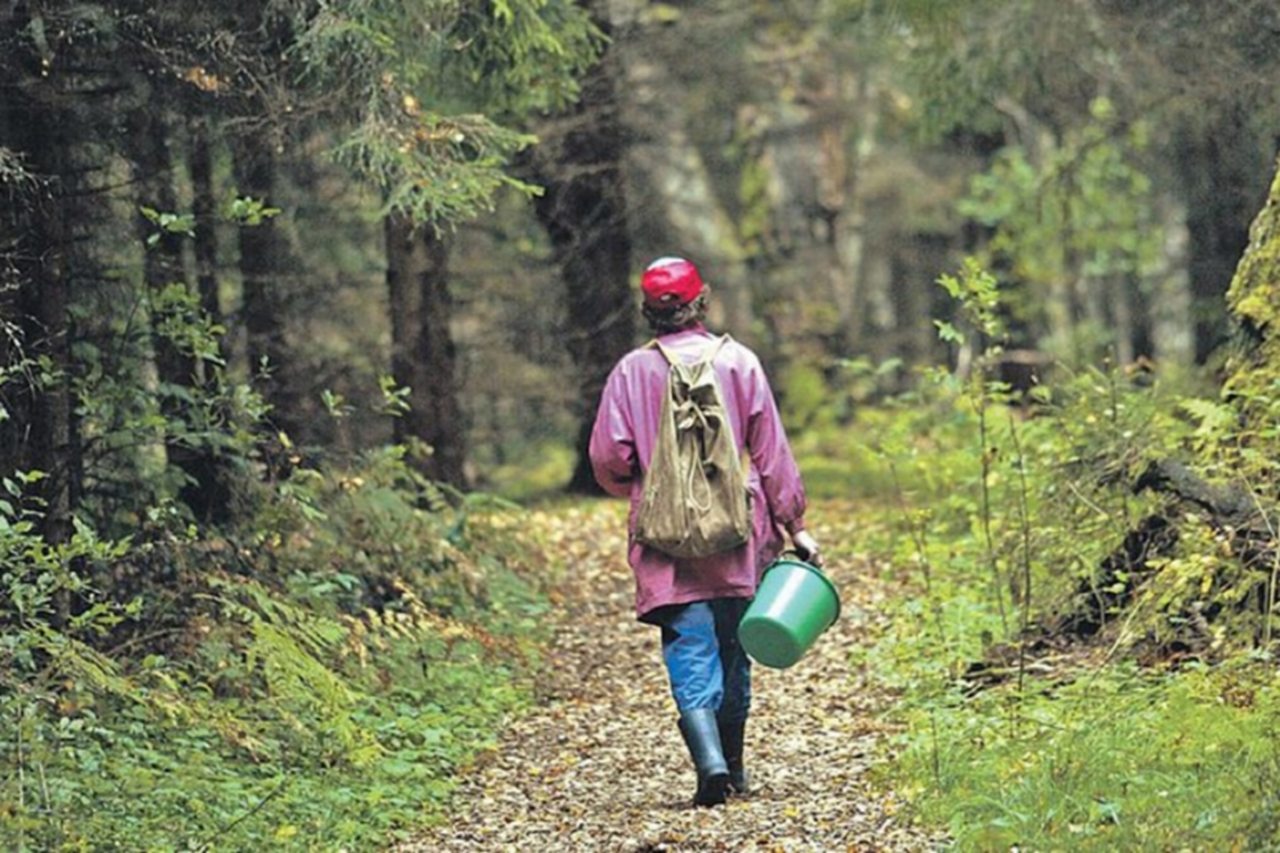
[1148,193,1193,365]
[1177,113,1267,364]
[824,67,878,356]
[386,214,467,488]
[128,105,233,522]
[526,0,636,494]
[0,144,26,482]
[129,107,192,388]
[893,232,951,371]
[1109,275,1136,366]
[231,139,298,437]
[617,29,756,340]
[0,27,77,551]
[1223,152,1280,411]
[190,118,224,340]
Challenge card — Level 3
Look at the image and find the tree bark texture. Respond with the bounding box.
[0,22,77,547]
[1223,152,1280,412]
[527,2,636,494]
[1176,114,1269,364]
[190,118,224,337]
[386,214,467,488]
[616,25,756,341]
[231,139,300,438]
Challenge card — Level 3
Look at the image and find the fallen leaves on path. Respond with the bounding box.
[401,500,939,852]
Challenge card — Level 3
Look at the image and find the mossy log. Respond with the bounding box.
[1050,459,1277,646]
[1057,511,1180,640]
[967,158,1280,686]
[1133,458,1278,569]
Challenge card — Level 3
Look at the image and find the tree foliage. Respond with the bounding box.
[286,0,601,223]
[5,1,1280,846]
[0,0,606,845]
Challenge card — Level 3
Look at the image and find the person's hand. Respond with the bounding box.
[791,529,824,567]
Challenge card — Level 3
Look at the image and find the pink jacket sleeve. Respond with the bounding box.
[588,363,637,498]
[743,355,807,531]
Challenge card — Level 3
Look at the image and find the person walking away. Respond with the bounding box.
[588,255,821,807]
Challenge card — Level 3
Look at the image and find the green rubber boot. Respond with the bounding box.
[678,709,730,807]
[719,718,749,795]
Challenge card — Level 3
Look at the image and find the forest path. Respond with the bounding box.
[402,499,936,852]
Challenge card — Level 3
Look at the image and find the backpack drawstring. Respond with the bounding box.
[657,337,731,521]
[637,333,748,557]
[675,395,715,516]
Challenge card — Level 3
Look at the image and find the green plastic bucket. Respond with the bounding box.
[739,556,841,669]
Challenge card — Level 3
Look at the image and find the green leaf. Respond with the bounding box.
[934,320,965,344]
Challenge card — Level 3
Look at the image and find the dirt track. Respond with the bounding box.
[402,500,937,852]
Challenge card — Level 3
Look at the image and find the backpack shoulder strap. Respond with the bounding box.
[699,334,731,365]
[649,334,730,367]
[648,339,676,365]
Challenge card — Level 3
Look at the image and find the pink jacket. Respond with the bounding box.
[588,326,807,621]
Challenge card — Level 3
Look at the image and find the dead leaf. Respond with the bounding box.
[396,500,940,851]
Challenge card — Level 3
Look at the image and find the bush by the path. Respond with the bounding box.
[0,449,553,850]
[888,659,1280,849]
[822,343,1280,847]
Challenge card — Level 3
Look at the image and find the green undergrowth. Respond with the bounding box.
[823,352,1280,849]
[887,657,1280,849]
[792,256,1280,849]
[482,439,576,504]
[1,448,557,851]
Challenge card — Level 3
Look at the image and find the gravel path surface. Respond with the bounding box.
[402,500,938,852]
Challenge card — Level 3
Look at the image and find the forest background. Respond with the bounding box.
[5,0,1280,849]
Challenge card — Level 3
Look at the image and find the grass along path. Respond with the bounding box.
[403,499,936,851]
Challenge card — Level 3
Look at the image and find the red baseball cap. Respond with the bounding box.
[641,256,704,307]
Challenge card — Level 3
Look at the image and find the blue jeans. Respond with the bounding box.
[653,598,752,724]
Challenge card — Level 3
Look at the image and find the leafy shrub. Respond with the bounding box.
[839,257,1280,849]
[886,660,1280,850]
[0,450,554,850]
[848,360,1280,849]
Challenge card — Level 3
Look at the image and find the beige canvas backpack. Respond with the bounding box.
[634,335,752,558]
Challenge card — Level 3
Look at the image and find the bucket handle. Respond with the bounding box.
[778,547,825,571]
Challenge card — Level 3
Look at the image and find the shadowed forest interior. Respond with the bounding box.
[5,1,1280,849]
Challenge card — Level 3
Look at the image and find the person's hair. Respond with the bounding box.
[642,291,709,334]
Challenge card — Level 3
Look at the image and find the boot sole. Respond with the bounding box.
[693,771,731,807]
